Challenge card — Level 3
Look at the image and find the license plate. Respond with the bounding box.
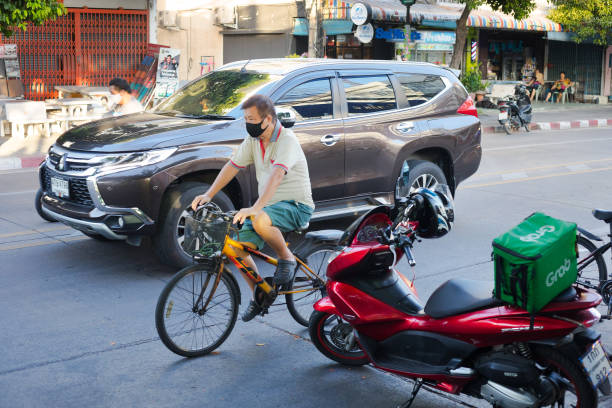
[51,177,69,198]
[498,111,508,120]
[580,340,612,388]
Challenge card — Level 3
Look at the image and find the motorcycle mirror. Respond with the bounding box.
[395,161,411,202]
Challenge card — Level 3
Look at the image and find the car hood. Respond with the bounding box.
[55,112,238,153]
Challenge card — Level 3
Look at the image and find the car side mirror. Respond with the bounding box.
[276,107,296,128]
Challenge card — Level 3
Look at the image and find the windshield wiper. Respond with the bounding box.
[155,111,235,120]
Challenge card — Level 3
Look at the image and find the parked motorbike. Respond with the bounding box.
[498,84,533,135]
[309,162,611,408]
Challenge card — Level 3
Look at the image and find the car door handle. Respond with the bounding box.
[320,134,341,146]
[396,121,415,133]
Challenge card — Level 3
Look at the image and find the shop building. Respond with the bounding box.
[0,0,150,100]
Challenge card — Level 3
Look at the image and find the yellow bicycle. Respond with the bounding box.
[155,203,340,357]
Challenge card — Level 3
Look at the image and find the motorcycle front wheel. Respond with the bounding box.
[309,310,369,366]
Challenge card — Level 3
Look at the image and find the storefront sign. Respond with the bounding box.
[375,27,405,41]
[350,3,371,25]
[411,30,455,44]
[355,23,374,43]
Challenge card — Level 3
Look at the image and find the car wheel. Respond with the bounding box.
[35,188,58,222]
[406,160,447,194]
[153,182,235,268]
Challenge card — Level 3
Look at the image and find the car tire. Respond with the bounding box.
[406,160,447,193]
[35,188,58,222]
[153,182,235,268]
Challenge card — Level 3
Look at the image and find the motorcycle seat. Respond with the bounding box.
[425,279,503,319]
[593,209,612,223]
[304,229,344,243]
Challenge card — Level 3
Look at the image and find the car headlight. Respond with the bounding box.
[95,147,177,173]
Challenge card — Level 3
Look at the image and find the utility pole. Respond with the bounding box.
[307,0,323,57]
[400,0,416,60]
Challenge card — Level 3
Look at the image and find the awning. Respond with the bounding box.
[410,3,564,32]
[323,0,406,23]
[293,17,309,36]
[467,9,563,32]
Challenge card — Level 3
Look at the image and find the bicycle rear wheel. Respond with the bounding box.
[576,235,607,292]
[286,243,338,327]
[155,264,239,357]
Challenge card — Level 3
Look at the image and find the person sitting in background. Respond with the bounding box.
[526,68,544,101]
[545,72,572,103]
[108,78,144,116]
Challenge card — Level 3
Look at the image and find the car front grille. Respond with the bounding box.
[41,165,94,208]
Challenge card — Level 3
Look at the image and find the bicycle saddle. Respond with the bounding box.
[593,209,612,223]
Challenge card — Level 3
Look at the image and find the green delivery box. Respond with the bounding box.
[493,212,577,313]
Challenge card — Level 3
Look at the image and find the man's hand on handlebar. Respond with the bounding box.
[191,193,212,211]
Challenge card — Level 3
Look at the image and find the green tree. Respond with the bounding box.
[450,0,535,69]
[548,0,612,45]
[0,0,66,38]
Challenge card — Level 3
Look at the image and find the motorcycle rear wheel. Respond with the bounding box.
[503,122,512,135]
[532,346,598,407]
[309,310,369,366]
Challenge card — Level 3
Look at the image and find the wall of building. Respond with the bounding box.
[156,3,223,82]
[64,0,147,9]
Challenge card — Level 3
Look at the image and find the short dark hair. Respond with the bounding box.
[241,94,277,121]
[560,71,566,75]
[109,77,131,93]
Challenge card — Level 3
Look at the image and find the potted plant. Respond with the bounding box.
[461,62,488,101]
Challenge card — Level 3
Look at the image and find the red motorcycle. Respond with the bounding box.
[308,165,611,408]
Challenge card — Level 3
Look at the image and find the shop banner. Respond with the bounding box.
[411,30,456,44]
[155,48,180,99]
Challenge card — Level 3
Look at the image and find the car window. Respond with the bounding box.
[397,74,446,107]
[276,78,334,122]
[341,75,396,116]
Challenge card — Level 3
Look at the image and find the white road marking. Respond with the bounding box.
[566,164,590,171]
[484,136,612,152]
[0,189,38,196]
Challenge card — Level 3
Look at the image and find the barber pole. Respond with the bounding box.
[471,41,478,61]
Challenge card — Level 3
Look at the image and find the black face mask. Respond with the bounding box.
[246,120,268,138]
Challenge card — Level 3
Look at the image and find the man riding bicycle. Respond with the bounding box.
[191,94,314,322]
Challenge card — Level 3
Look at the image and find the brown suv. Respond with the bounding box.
[37,59,481,267]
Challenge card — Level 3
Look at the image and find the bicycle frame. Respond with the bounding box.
[215,235,325,296]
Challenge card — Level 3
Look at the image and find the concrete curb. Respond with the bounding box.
[0,155,45,171]
[482,118,612,134]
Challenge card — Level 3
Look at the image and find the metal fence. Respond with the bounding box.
[0,8,148,100]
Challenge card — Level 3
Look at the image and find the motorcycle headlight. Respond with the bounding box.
[95,147,177,173]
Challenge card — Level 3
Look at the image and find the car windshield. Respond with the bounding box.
[154,69,282,118]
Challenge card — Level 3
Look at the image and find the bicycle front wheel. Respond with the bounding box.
[155,264,239,357]
[286,243,338,327]
[576,235,607,291]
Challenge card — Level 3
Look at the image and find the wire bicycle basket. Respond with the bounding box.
[183,203,235,262]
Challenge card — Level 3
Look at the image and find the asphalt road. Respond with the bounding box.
[1,126,612,408]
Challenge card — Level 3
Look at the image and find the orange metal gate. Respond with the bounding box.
[0,8,148,100]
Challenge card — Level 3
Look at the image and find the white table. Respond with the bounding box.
[45,98,99,118]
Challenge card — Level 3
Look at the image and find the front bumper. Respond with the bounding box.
[40,159,155,240]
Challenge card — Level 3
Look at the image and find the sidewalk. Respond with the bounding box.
[479,102,612,134]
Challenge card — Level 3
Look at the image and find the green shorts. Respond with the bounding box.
[237,200,314,250]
